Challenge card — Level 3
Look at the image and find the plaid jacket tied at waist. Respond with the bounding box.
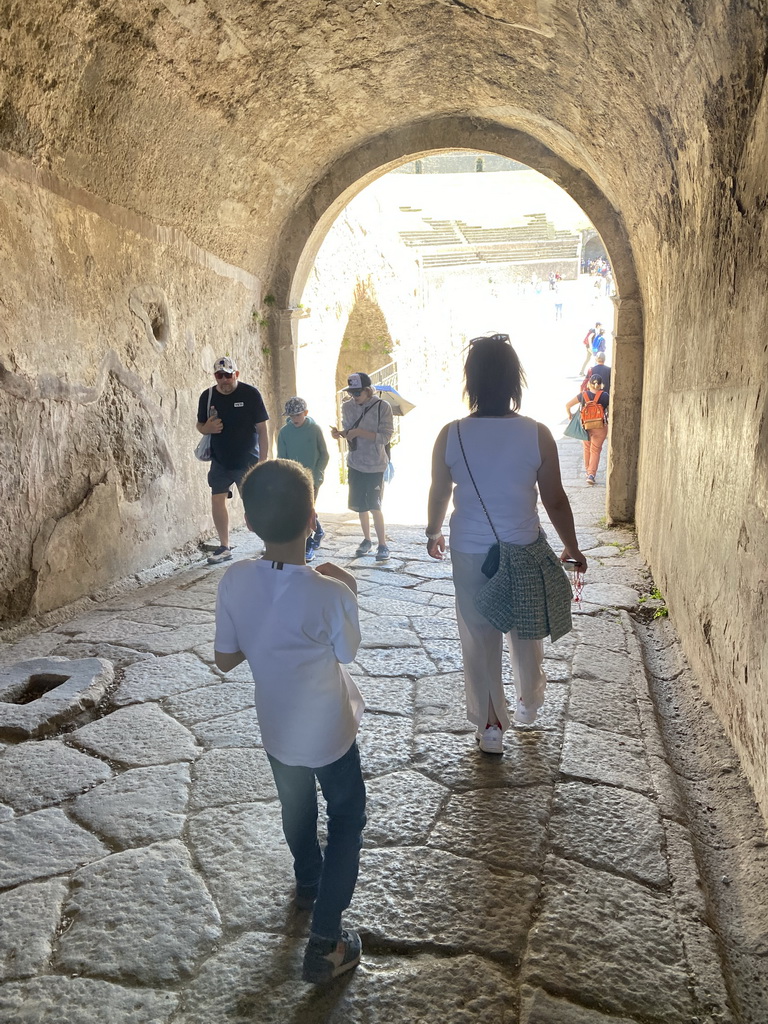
[474,531,573,642]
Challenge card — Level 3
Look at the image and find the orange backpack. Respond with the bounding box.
[581,388,606,431]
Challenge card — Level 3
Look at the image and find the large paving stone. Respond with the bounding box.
[549,782,667,887]
[71,704,200,767]
[0,878,69,980]
[428,785,550,873]
[568,677,640,736]
[71,763,190,848]
[523,857,695,1024]
[0,740,113,813]
[579,584,639,611]
[413,730,559,791]
[56,616,170,645]
[420,638,464,672]
[357,595,436,617]
[0,657,113,739]
[572,646,633,686]
[119,605,215,626]
[51,641,152,670]
[113,651,221,705]
[177,935,516,1024]
[365,769,448,846]
[413,578,457,595]
[520,985,640,1024]
[57,840,221,983]
[359,622,421,646]
[163,679,254,725]
[0,809,108,887]
[357,847,538,961]
[191,707,262,748]
[190,747,277,810]
[187,803,293,930]
[357,712,412,777]
[136,622,217,655]
[410,615,460,640]
[0,977,178,1024]
[355,647,438,677]
[561,721,653,795]
[0,633,63,666]
[358,675,414,716]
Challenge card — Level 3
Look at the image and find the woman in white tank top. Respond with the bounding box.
[425,334,588,755]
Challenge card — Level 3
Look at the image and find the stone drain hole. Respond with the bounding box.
[1,673,71,705]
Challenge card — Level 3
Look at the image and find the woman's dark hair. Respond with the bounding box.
[589,375,604,389]
[464,333,526,416]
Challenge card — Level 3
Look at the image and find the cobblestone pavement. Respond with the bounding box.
[1,442,767,1024]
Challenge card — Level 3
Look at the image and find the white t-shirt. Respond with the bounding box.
[445,415,542,554]
[215,559,364,768]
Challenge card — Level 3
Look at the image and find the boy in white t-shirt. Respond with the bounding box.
[214,459,366,985]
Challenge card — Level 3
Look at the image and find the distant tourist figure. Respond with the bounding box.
[331,372,394,562]
[277,397,329,562]
[196,356,269,564]
[579,322,603,375]
[426,333,587,755]
[586,352,611,392]
[214,459,366,985]
[566,374,609,485]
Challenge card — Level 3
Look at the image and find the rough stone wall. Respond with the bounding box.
[1,1,767,816]
[633,51,768,820]
[0,161,269,617]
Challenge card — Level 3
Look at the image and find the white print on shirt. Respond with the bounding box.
[234,402,244,407]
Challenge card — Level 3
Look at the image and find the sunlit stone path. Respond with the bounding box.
[1,441,766,1024]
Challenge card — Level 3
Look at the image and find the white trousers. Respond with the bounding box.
[451,550,547,732]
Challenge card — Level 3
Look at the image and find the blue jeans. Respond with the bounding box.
[267,741,366,942]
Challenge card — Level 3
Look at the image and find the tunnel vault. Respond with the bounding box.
[266,116,643,523]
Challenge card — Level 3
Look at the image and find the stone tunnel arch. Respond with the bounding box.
[266,116,643,523]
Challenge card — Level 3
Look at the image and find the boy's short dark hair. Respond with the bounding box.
[240,460,313,543]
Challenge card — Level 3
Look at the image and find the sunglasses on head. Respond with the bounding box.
[469,333,510,346]
[214,371,234,379]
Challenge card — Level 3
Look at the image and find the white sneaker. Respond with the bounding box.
[513,700,539,726]
[478,725,503,754]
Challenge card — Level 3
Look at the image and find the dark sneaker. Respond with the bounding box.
[355,539,372,557]
[312,525,325,549]
[375,544,390,562]
[305,545,315,563]
[207,546,232,564]
[302,929,362,984]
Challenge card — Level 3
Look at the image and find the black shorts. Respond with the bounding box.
[208,458,258,496]
[347,467,384,513]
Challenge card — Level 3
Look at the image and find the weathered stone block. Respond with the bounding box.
[57,840,221,983]
[71,763,191,847]
[0,879,69,980]
[0,740,113,813]
[70,704,200,767]
[0,809,107,888]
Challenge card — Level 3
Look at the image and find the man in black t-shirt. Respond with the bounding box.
[196,356,269,563]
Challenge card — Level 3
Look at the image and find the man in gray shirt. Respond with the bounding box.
[331,372,394,561]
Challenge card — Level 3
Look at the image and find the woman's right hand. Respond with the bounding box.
[560,549,588,572]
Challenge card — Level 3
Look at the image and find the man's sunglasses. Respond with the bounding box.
[348,389,363,397]
[214,371,234,379]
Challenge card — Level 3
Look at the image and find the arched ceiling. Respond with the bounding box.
[3,0,765,287]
